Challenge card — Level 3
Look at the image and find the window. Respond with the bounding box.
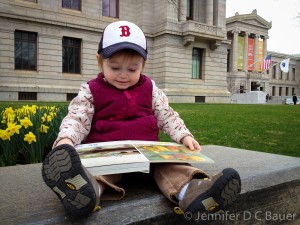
[272,86,275,96]
[192,48,203,79]
[102,0,118,18]
[24,0,37,2]
[67,93,77,101]
[62,37,81,74]
[292,88,295,95]
[280,70,283,80]
[285,87,289,96]
[272,65,276,79]
[240,85,245,93]
[18,92,37,101]
[292,68,296,80]
[186,0,193,20]
[195,96,205,103]
[15,30,37,70]
[62,0,81,11]
[279,87,282,96]
[227,49,230,72]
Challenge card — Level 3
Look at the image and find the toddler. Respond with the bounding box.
[42,21,241,218]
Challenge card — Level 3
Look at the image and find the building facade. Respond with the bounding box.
[0,0,230,103]
[226,10,300,102]
[0,0,299,103]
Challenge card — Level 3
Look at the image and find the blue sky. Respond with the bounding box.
[226,0,300,55]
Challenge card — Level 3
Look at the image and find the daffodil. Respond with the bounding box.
[20,117,33,128]
[47,115,52,122]
[0,129,11,141]
[31,105,37,114]
[41,113,47,123]
[7,114,15,123]
[4,107,14,115]
[40,124,49,133]
[24,132,36,144]
[6,122,22,136]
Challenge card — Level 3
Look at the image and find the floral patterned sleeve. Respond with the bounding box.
[53,83,95,147]
[151,80,193,143]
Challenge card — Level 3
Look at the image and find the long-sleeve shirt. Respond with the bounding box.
[53,79,193,147]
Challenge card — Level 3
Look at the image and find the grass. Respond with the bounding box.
[1,102,299,157]
[159,104,300,157]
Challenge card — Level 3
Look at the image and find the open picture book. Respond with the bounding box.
[75,140,214,176]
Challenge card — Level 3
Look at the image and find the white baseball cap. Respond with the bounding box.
[98,21,147,60]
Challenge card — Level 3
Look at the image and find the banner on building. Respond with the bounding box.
[258,39,264,71]
[247,38,254,71]
[238,36,244,70]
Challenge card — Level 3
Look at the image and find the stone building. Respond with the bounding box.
[0,0,299,103]
[0,0,230,103]
[226,10,300,102]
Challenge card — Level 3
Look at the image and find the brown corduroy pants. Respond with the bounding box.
[94,163,209,203]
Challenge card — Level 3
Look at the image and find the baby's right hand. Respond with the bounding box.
[55,138,74,147]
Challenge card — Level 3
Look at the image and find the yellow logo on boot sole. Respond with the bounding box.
[65,174,88,190]
[202,197,219,212]
[66,183,76,190]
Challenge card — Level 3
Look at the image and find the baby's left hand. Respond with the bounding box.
[181,136,202,151]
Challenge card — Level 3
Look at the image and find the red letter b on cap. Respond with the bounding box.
[119,26,131,37]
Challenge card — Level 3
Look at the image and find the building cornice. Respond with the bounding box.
[226,10,272,29]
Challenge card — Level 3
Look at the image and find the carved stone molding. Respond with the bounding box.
[183,35,195,46]
[209,40,222,50]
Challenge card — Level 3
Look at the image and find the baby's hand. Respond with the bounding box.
[181,136,202,151]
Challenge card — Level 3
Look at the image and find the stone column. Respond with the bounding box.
[244,32,250,71]
[206,0,214,25]
[179,0,187,21]
[253,34,260,72]
[232,29,240,72]
[263,35,269,57]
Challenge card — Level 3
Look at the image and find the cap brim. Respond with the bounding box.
[100,42,147,60]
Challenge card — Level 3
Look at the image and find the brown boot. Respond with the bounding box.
[178,168,241,215]
[42,144,100,217]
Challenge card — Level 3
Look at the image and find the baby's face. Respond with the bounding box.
[102,54,144,90]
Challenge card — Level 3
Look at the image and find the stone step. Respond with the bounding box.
[0,145,299,224]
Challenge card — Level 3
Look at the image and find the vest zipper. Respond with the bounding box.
[124,91,131,99]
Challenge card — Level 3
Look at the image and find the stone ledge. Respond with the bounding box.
[0,146,299,225]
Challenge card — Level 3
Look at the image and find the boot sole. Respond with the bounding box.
[42,144,97,217]
[186,168,241,215]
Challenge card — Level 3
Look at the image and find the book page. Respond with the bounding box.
[76,142,149,168]
[134,144,214,164]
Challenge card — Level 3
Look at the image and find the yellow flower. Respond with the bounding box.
[40,124,49,133]
[24,132,36,144]
[20,117,33,128]
[0,129,11,141]
[41,113,47,123]
[47,115,52,122]
[31,105,37,114]
[2,107,15,124]
[6,122,22,136]
[4,107,14,115]
[8,114,15,123]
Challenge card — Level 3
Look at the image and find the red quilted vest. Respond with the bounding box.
[85,73,159,143]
